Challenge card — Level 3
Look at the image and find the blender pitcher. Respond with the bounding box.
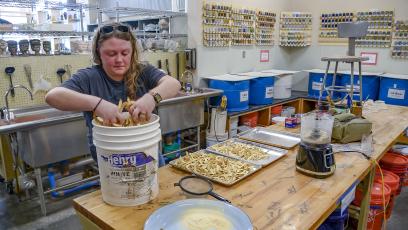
[296,111,336,178]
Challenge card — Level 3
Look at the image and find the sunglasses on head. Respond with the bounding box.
[100,25,130,34]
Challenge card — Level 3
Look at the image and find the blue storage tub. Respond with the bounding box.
[209,79,250,112]
[308,70,341,99]
[317,208,348,230]
[379,74,408,106]
[249,77,274,105]
[339,72,380,100]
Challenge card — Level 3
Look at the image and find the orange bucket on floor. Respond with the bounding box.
[353,182,391,230]
[374,169,400,219]
[239,112,258,127]
[380,152,408,194]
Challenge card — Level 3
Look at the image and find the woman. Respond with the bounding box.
[45,22,181,165]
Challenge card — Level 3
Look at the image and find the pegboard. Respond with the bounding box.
[0,55,93,109]
[0,51,185,110]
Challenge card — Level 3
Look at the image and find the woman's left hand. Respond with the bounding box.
[129,93,155,122]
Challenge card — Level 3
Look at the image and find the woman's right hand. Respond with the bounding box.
[94,99,126,126]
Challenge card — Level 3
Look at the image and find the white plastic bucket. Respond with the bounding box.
[209,108,227,137]
[92,114,162,206]
[206,132,228,147]
[274,74,293,99]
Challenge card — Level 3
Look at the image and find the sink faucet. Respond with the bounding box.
[4,85,34,121]
[181,70,194,92]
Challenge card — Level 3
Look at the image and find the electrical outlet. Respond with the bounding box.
[242,50,246,58]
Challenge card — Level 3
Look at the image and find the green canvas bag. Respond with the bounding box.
[332,113,372,143]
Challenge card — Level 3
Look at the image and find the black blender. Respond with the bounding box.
[296,109,335,178]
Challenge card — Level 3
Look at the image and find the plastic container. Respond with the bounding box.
[208,108,227,137]
[163,142,181,162]
[308,70,340,99]
[271,116,286,124]
[339,73,380,100]
[380,152,408,195]
[271,105,283,116]
[239,112,258,127]
[229,117,239,138]
[317,208,348,230]
[274,74,293,99]
[206,132,228,147]
[92,115,161,206]
[374,169,400,219]
[209,79,250,112]
[353,183,391,230]
[249,77,274,105]
[378,74,408,106]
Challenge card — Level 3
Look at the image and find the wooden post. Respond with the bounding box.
[357,166,375,230]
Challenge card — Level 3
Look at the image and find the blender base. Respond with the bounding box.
[296,165,336,179]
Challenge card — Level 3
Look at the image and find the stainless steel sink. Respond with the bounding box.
[158,88,223,134]
[0,106,88,168]
[0,106,83,134]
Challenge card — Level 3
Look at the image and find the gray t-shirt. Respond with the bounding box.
[62,64,166,159]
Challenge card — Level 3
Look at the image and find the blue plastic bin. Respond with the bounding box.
[209,79,250,112]
[317,208,348,230]
[379,75,408,106]
[339,73,380,100]
[308,71,340,99]
[249,77,274,105]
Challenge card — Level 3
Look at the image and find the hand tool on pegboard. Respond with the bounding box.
[23,64,33,89]
[5,66,15,97]
[56,68,66,84]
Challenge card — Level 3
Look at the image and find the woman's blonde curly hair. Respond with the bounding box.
[92,22,141,100]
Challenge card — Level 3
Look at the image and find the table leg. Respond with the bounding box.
[35,167,47,216]
[357,167,375,230]
[197,126,201,151]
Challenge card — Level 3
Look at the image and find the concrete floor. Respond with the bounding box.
[0,183,406,229]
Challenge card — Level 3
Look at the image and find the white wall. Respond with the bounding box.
[187,0,291,87]
[187,0,408,90]
[288,0,408,91]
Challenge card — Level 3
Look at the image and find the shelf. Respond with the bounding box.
[102,7,187,20]
[0,30,92,37]
[257,27,275,30]
[203,31,231,34]
[203,22,230,26]
[202,8,232,13]
[280,16,312,19]
[231,11,256,16]
[256,15,276,19]
[202,15,230,20]
[0,0,93,9]
[232,18,255,22]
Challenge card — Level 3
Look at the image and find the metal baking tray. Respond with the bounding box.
[238,127,301,149]
[207,138,288,167]
[169,150,261,186]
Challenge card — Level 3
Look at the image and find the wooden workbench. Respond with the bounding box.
[73,104,408,230]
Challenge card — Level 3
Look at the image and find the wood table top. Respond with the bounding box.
[73,104,408,230]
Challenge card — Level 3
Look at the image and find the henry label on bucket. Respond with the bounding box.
[99,152,157,201]
[240,90,249,102]
[265,87,274,98]
[387,88,405,100]
[312,81,323,91]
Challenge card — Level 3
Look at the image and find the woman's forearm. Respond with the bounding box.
[45,87,101,112]
[150,75,181,99]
